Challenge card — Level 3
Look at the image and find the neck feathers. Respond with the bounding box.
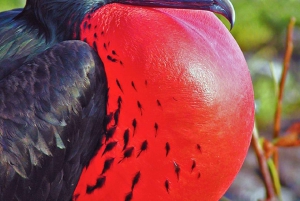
[18,0,106,42]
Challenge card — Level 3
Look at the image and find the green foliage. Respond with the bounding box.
[253,74,277,127]
[0,0,25,12]
[221,0,300,53]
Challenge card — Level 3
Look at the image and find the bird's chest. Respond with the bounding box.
[73,4,253,201]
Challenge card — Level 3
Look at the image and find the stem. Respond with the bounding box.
[252,123,276,199]
[267,159,282,200]
[273,17,295,170]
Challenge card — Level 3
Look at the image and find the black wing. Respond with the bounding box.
[0,9,51,79]
[0,40,107,201]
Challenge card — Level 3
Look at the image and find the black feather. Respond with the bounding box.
[101,158,115,175]
[86,176,106,194]
[102,141,118,156]
[118,147,134,164]
[0,39,107,200]
[137,140,148,157]
[122,129,130,151]
[0,0,112,200]
[131,171,141,191]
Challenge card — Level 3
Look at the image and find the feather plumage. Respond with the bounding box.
[0,8,107,199]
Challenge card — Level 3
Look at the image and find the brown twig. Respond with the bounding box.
[252,124,276,199]
[273,17,296,170]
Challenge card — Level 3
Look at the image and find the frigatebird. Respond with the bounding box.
[0,0,254,200]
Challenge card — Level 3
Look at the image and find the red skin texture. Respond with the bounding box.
[74,4,254,201]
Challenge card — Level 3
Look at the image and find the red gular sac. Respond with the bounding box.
[75,4,254,201]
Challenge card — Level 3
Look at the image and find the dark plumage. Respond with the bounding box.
[0,0,235,200]
[0,1,107,200]
[0,39,107,200]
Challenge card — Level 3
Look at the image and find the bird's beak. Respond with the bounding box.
[110,0,235,28]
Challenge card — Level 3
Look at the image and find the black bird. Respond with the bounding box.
[0,0,236,200]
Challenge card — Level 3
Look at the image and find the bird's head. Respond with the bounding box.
[21,0,234,41]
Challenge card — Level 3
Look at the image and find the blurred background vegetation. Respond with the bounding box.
[0,0,24,12]
[1,0,300,200]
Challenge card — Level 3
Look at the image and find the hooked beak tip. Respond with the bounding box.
[213,0,235,29]
[111,0,235,28]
